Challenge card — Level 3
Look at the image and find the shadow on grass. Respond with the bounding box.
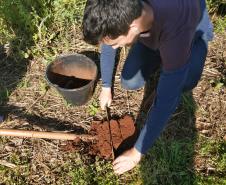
[0,1,52,116]
[0,45,29,116]
[1,104,87,134]
[137,89,197,185]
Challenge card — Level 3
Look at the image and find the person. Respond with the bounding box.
[82,0,213,175]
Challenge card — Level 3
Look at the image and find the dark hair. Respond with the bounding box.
[82,0,142,45]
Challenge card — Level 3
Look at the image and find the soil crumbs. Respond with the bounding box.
[63,115,137,159]
[89,115,137,159]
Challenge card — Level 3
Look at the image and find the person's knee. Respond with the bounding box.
[121,77,145,90]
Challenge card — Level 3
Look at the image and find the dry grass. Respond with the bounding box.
[0,30,225,184]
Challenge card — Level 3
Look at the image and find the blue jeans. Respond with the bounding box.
[121,36,208,92]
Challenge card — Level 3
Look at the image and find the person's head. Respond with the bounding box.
[82,0,143,46]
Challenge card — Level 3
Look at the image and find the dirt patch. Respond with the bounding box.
[62,115,138,159]
[89,115,138,159]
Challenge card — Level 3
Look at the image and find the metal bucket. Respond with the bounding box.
[45,54,97,106]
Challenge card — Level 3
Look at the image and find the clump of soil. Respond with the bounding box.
[89,115,138,159]
[62,115,138,159]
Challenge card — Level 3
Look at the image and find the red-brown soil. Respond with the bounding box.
[89,115,137,159]
[63,115,138,159]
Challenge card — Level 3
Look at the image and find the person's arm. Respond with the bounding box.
[99,44,117,109]
[100,44,117,87]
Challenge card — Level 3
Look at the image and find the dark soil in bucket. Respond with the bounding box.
[62,115,138,159]
[48,71,91,89]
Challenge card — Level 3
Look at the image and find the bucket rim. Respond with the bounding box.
[45,53,97,92]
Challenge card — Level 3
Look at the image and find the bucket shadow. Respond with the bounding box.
[136,89,197,184]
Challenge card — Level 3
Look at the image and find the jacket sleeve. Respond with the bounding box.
[100,44,117,87]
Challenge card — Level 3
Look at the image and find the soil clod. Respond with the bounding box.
[63,115,138,159]
[89,115,138,159]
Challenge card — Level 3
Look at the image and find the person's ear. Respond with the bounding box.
[129,23,141,35]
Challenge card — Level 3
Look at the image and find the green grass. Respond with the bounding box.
[0,138,31,185]
[0,0,225,62]
[0,0,86,61]
[0,0,225,184]
[195,137,226,185]
[199,137,226,173]
[139,139,196,185]
[213,16,226,33]
[71,159,120,185]
[207,0,226,33]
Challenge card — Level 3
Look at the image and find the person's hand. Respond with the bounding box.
[99,87,112,110]
[113,147,142,175]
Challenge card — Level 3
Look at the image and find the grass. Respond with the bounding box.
[214,17,226,33]
[70,159,120,185]
[140,140,195,185]
[207,0,226,33]
[195,137,226,185]
[199,137,226,174]
[0,0,225,184]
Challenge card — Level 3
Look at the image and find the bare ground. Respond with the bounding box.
[0,32,225,184]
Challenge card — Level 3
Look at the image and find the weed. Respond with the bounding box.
[0,0,86,61]
[210,77,225,91]
[39,80,49,95]
[17,78,30,89]
[64,99,73,108]
[88,100,99,116]
[213,16,226,33]
[0,150,31,185]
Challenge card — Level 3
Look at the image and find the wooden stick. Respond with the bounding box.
[0,129,95,142]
